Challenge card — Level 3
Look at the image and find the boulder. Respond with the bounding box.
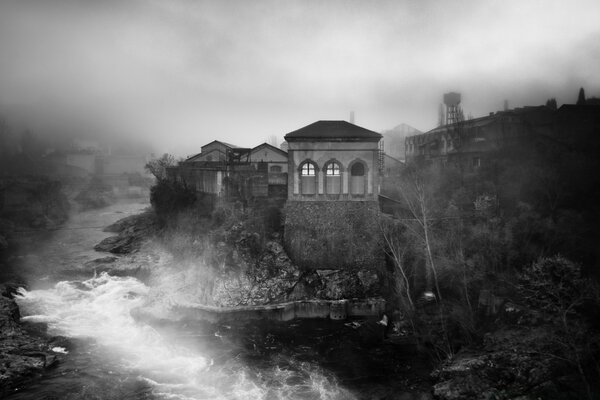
[0,294,63,396]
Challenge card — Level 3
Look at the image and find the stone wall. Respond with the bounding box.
[284,200,383,270]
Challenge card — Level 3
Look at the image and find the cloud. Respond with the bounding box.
[0,0,599,153]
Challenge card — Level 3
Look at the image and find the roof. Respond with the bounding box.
[284,120,382,141]
[251,142,288,156]
[201,140,239,150]
[184,140,240,162]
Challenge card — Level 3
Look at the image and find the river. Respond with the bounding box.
[7,201,432,400]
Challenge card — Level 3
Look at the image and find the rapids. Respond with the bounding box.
[15,273,352,399]
[6,201,431,399]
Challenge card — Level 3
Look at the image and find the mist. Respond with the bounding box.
[1,0,599,156]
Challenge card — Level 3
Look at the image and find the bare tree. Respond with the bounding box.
[379,216,415,313]
[145,153,176,181]
[393,166,454,358]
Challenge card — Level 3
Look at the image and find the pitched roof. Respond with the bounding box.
[251,142,288,156]
[284,120,382,141]
[200,140,238,150]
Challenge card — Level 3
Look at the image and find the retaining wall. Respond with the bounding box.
[283,200,384,270]
[172,298,386,324]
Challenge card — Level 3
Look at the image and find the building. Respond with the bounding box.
[404,106,554,168]
[167,141,289,205]
[285,120,382,201]
[283,120,384,270]
[185,140,239,163]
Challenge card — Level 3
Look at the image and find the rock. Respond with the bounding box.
[84,256,118,267]
[0,294,62,396]
[95,212,157,254]
[94,235,134,254]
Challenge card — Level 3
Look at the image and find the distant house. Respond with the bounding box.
[168,140,289,203]
[249,143,288,174]
[185,140,239,163]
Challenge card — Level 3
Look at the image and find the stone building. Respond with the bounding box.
[282,120,384,270]
[285,120,382,201]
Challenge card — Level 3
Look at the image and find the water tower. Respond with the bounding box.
[444,92,461,125]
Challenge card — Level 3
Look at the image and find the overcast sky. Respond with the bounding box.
[1,0,599,155]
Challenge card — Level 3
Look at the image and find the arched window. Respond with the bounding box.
[270,165,282,173]
[300,161,316,195]
[350,162,365,195]
[325,162,341,194]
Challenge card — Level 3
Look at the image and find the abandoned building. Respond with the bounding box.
[282,120,384,270]
[167,141,290,206]
[167,120,388,270]
[405,105,556,168]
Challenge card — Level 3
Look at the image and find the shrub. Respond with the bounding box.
[150,179,196,218]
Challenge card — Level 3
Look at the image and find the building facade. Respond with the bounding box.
[283,121,384,270]
[285,120,381,201]
[404,106,554,168]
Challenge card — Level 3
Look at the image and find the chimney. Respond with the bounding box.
[350,111,355,124]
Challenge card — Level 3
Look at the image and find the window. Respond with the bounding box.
[301,163,315,176]
[325,162,341,194]
[351,163,364,176]
[300,162,316,194]
[350,162,365,195]
[270,165,282,173]
[472,157,481,168]
[325,163,340,176]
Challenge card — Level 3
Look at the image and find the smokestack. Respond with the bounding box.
[350,111,355,124]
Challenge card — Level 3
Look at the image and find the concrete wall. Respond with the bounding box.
[284,200,383,270]
[170,298,386,324]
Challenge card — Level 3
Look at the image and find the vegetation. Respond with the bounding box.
[149,179,196,220]
[381,129,600,396]
[145,153,176,181]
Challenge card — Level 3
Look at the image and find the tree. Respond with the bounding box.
[379,216,415,314]
[545,98,557,110]
[577,87,586,105]
[145,153,176,181]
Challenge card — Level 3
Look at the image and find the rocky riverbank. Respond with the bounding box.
[0,283,69,397]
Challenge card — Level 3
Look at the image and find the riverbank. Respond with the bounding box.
[0,200,150,395]
[0,283,71,397]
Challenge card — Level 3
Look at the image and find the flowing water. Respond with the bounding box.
[6,202,431,399]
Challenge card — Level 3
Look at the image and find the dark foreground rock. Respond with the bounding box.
[0,285,64,396]
[94,211,157,254]
[432,312,597,400]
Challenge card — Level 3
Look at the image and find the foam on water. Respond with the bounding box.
[15,273,355,400]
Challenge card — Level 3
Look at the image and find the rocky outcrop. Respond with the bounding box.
[94,211,157,254]
[211,240,301,306]
[0,285,64,396]
[208,222,383,307]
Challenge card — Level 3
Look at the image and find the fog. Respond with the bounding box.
[1,0,599,156]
